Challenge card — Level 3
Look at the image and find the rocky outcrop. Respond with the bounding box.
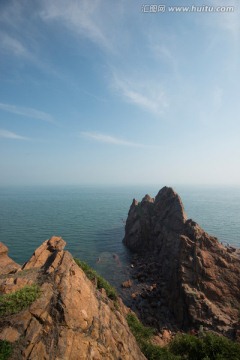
[0,236,145,360]
[0,242,20,275]
[123,186,240,338]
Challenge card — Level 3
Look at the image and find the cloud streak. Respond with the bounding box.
[0,33,30,57]
[0,129,28,140]
[112,73,169,116]
[209,0,240,37]
[81,131,143,147]
[40,0,110,50]
[0,103,55,123]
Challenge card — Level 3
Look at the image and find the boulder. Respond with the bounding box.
[122,280,132,288]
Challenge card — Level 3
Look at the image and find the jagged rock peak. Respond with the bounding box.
[141,194,154,203]
[155,186,181,205]
[0,237,145,360]
[123,186,187,251]
[131,198,139,206]
[123,187,240,338]
[154,186,187,230]
[22,236,66,270]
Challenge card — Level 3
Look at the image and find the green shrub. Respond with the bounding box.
[126,314,240,360]
[169,333,203,359]
[0,340,13,360]
[169,332,240,360]
[141,341,180,360]
[74,258,117,300]
[0,284,40,316]
[126,313,155,342]
[126,313,180,360]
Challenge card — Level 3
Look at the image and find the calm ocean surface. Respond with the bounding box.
[0,185,240,290]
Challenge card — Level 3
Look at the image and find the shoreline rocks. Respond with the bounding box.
[121,279,132,288]
[123,186,240,339]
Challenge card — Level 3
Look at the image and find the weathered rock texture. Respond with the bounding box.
[0,242,20,275]
[0,237,145,360]
[123,186,240,338]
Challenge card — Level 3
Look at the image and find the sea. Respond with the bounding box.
[0,185,240,291]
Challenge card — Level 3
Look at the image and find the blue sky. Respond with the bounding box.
[0,0,240,186]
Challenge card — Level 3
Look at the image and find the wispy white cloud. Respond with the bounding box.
[0,31,60,77]
[150,42,176,68]
[0,2,172,115]
[0,1,63,77]
[112,72,169,115]
[0,0,25,27]
[0,129,28,140]
[0,103,55,123]
[81,131,143,147]
[209,0,240,38]
[0,33,30,57]
[40,0,111,50]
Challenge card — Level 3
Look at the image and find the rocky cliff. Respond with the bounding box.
[0,237,145,360]
[123,186,240,339]
[0,243,20,275]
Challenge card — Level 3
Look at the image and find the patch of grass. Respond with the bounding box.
[126,313,180,360]
[113,300,120,311]
[169,332,240,360]
[126,314,240,360]
[0,340,13,360]
[126,313,155,342]
[74,258,117,300]
[0,284,40,316]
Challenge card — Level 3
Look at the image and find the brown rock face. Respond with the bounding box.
[123,186,240,338]
[0,242,20,275]
[0,237,145,360]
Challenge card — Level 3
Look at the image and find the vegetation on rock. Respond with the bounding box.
[126,313,179,359]
[74,258,117,300]
[127,313,240,360]
[0,340,13,360]
[0,238,145,359]
[169,332,240,360]
[0,284,40,316]
[126,313,155,342]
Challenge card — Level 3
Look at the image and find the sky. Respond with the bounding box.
[0,0,240,186]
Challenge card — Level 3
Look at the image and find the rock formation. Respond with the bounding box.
[0,243,20,275]
[123,186,240,338]
[0,236,145,360]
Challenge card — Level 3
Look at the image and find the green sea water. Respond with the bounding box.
[0,185,239,289]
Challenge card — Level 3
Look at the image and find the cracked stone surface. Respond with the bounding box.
[0,236,146,360]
